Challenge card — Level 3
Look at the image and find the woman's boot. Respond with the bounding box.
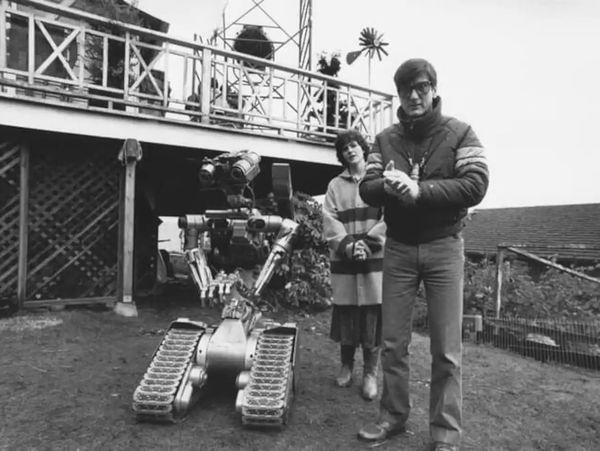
[361,347,379,400]
[335,345,355,387]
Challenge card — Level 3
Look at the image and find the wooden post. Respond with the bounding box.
[0,0,7,70]
[114,139,142,317]
[494,247,506,319]
[200,48,212,124]
[28,15,34,84]
[17,145,30,310]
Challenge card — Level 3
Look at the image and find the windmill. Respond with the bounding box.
[346,27,389,88]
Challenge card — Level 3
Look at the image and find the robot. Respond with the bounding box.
[132,151,300,427]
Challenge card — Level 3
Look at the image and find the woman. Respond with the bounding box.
[323,130,386,400]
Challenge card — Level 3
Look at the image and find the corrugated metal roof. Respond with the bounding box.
[462,203,600,262]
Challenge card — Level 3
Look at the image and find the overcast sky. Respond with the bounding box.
[138,0,600,209]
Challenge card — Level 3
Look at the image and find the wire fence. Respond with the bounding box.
[481,316,600,370]
[413,304,600,371]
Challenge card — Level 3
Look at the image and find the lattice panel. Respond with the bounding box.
[0,143,21,301]
[26,147,120,301]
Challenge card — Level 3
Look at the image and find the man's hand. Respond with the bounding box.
[383,161,420,202]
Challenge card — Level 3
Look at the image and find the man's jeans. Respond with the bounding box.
[380,234,464,445]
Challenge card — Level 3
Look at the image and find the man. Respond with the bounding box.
[357,59,488,451]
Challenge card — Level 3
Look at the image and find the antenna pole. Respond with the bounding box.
[368,54,372,89]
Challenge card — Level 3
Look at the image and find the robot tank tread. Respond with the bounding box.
[132,318,298,427]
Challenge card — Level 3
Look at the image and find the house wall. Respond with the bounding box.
[0,128,162,308]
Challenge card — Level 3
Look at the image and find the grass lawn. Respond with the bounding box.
[1,296,599,450]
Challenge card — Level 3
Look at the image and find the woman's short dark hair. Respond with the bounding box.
[334,130,370,167]
[393,58,437,92]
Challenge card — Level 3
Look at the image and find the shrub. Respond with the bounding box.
[260,192,332,311]
[465,258,600,320]
[502,262,600,319]
[464,258,497,316]
[281,192,332,309]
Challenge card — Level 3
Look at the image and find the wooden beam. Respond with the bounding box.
[0,97,336,166]
[24,296,114,309]
[114,138,142,317]
[58,0,77,7]
[499,243,600,251]
[504,246,600,285]
[17,145,30,309]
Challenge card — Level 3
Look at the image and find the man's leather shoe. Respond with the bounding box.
[357,420,406,441]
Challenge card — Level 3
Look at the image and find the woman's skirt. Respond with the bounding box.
[329,304,382,348]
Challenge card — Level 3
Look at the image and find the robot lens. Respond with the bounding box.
[231,151,261,183]
[230,164,247,182]
[199,163,216,186]
[249,218,266,229]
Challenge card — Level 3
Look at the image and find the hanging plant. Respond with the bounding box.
[310,52,354,133]
[315,52,341,78]
[233,25,274,69]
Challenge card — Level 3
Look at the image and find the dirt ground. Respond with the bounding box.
[1,294,599,451]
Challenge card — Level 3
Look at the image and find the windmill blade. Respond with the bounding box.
[356,27,390,64]
[346,50,363,65]
[359,27,376,47]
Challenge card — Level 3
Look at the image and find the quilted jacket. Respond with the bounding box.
[359,97,489,244]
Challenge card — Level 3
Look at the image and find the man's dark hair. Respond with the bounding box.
[393,58,437,92]
[334,129,369,167]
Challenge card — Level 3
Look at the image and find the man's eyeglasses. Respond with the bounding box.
[399,81,433,97]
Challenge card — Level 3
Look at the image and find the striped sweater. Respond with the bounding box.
[323,170,386,306]
[359,97,489,244]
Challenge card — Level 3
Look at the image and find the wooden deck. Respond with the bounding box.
[0,0,395,313]
[0,0,396,164]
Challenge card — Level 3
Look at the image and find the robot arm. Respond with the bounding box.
[250,218,298,297]
[180,215,214,304]
[179,213,299,304]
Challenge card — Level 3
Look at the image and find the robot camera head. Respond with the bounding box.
[198,150,261,188]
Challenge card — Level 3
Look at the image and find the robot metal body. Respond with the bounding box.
[132,151,300,427]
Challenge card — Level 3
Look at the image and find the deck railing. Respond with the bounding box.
[0,0,396,143]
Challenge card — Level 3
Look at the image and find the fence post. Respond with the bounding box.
[494,247,506,318]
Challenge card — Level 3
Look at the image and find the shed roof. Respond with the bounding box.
[463,203,600,262]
